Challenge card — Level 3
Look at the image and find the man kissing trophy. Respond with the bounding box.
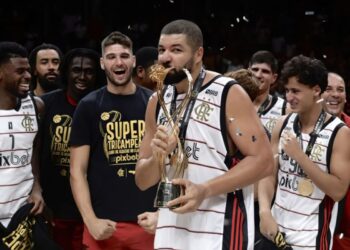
[149,64,193,209]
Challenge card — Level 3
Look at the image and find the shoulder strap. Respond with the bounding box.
[281,99,287,115]
[278,113,293,138]
[28,94,40,125]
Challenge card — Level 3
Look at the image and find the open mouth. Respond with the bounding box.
[114,69,126,76]
[18,83,29,92]
[325,100,341,107]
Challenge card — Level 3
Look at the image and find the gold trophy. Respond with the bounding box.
[149,64,193,208]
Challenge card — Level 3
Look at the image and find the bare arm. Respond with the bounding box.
[135,94,178,190]
[70,145,116,240]
[283,125,350,201]
[169,84,274,212]
[258,116,286,240]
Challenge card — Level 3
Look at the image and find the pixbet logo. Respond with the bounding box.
[0,151,30,167]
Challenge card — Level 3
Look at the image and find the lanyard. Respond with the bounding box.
[257,95,272,116]
[170,67,206,147]
[293,110,327,157]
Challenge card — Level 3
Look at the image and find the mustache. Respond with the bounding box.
[163,67,188,86]
[44,72,59,78]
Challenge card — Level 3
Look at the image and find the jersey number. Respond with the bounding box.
[9,134,15,149]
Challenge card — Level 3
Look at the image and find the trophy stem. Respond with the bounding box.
[149,65,193,209]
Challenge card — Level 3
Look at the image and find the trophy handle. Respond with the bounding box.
[149,65,193,208]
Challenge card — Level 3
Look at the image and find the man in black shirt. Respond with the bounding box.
[70,31,156,249]
[40,48,103,249]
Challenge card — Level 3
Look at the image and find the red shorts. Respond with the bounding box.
[333,234,350,250]
[83,222,154,250]
[53,218,84,250]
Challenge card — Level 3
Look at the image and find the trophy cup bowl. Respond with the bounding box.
[148,64,193,209]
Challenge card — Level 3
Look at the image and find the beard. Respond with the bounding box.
[37,74,61,92]
[162,58,194,86]
[17,91,28,99]
[163,68,188,85]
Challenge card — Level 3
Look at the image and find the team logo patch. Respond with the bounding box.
[194,103,213,122]
[21,113,34,132]
[309,144,324,162]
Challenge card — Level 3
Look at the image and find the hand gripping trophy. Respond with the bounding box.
[148,64,193,209]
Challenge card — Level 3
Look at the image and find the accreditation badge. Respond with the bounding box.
[298,178,314,196]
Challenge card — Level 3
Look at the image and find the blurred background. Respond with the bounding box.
[1,0,350,82]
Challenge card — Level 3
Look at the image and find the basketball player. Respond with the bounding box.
[259,55,350,250]
[135,19,273,250]
[0,41,44,247]
[40,48,103,249]
[69,32,157,249]
[29,43,62,96]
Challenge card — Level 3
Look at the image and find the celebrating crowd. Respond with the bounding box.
[0,19,349,250]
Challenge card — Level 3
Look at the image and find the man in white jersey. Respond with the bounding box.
[259,55,350,250]
[0,42,45,247]
[249,50,289,135]
[248,50,291,248]
[135,19,273,250]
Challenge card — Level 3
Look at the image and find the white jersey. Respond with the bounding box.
[0,96,38,228]
[260,95,287,134]
[273,113,344,250]
[155,75,255,250]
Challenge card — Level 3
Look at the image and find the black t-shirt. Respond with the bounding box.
[40,89,81,220]
[70,85,157,222]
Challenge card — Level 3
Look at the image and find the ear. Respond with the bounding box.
[194,47,204,64]
[132,55,136,68]
[100,57,105,70]
[136,66,145,78]
[313,85,321,97]
[272,73,278,83]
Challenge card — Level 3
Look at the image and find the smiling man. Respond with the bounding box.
[69,32,157,249]
[0,41,44,248]
[259,55,350,250]
[322,72,350,250]
[40,48,103,249]
[135,19,273,250]
[322,72,350,123]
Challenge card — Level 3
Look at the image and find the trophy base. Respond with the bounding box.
[154,181,182,209]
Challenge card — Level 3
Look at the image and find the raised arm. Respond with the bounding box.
[135,94,160,190]
[135,93,179,190]
[283,125,350,201]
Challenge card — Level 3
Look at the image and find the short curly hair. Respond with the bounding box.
[280,55,328,93]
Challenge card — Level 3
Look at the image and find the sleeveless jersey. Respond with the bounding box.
[0,96,38,228]
[260,95,286,134]
[273,113,344,250]
[155,75,255,250]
